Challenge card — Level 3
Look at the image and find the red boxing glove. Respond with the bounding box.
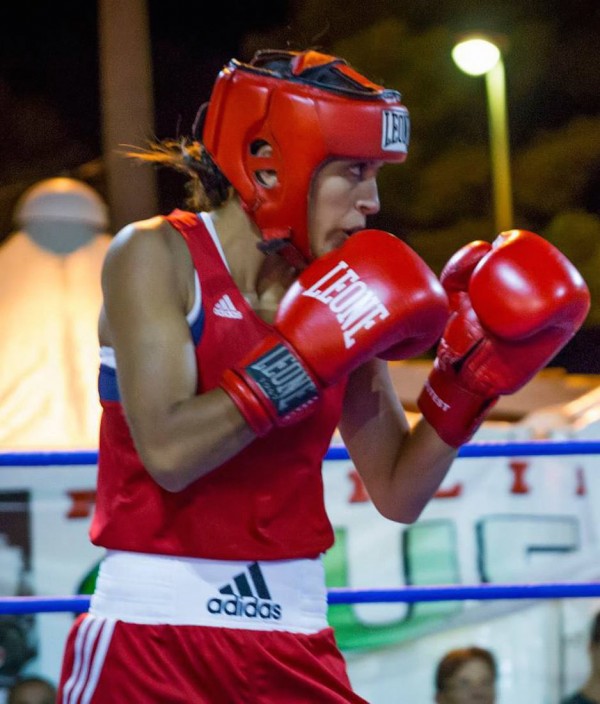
[418,229,591,447]
[221,229,449,436]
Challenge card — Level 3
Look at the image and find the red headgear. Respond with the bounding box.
[201,49,410,267]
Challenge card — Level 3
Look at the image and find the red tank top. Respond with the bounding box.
[90,210,346,560]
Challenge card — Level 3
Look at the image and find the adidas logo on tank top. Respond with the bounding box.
[206,561,282,620]
[213,294,243,319]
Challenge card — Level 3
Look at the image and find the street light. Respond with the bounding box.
[452,35,514,232]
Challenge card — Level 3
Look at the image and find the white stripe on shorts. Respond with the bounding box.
[62,615,115,704]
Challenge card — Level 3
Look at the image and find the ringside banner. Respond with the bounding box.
[1,421,600,702]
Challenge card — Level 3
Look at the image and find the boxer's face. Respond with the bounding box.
[251,148,382,260]
[307,159,382,259]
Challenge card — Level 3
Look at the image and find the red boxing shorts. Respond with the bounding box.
[58,615,367,703]
[57,551,368,703]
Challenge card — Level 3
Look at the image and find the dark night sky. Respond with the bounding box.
[0,2,289,166]
[4,1,595,160]
[2,1,599,192]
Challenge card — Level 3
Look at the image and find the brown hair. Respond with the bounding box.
[8,676,56,704]
[126,138,231,212]
[435,646,497,693]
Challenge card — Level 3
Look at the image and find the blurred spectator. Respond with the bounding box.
[562,611,600,704]
[435,646,497,703]
[7,676,56,704]
[0,177,111,449]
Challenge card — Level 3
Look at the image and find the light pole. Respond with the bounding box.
[452,36,514,232]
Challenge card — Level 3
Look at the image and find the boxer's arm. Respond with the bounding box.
[221,229,448,437]
[338,359,456,523]
[101,220,255,492]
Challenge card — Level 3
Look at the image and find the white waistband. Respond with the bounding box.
[90,551,329,634]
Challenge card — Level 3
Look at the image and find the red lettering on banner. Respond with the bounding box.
[66,490,97,518]
[434,483,463,499]
[576,467,587,496]
[509,461,530,494]
[348,468,370,503]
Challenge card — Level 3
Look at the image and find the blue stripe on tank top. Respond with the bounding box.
[98,364,120,401]
[190,305,205,345]
[98,309,205,402]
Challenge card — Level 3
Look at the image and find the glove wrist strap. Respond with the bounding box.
[418,365,498,447]
[220,369,274,437]
[221,335,320,435]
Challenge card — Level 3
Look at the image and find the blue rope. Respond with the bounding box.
[2,440,600,466]
[0,596,91,614]
[457,440,600,458]
[0,451,99,466]
[2,583,600,614]
[327,582,600,604]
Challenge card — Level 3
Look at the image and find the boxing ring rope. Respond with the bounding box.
[2,583,600,615]
[2,438,600,616]
[2,439,600,467]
